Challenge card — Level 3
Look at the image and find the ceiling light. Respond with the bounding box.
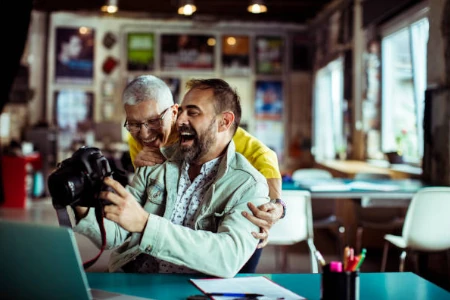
[178,0,197,16]
[101,0,118,14]
[247,0,267,14]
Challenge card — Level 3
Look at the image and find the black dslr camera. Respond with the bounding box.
[48,146,113,209]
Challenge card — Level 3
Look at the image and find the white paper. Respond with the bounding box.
[309,184,352,192]
[190,276,305,300]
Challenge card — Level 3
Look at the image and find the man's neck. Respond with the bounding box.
[188,164,202,181]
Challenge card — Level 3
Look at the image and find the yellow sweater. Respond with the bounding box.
[127,127,281,179]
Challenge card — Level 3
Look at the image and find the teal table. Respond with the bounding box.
[87,272,450,300]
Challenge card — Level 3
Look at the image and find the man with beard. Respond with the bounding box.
[123,75,284,273]
[73,78,270,277]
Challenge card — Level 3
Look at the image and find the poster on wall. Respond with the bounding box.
[254,121,284,163]
[221,35,250,76]
[53,90,94,133]
[255,80,283,121]
[55,27,95,85]
[255,36,283,74]
[160,34,215,71]
[127,32,155,71]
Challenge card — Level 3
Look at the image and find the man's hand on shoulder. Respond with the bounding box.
[134,146,165,168]
[242,201,283,248]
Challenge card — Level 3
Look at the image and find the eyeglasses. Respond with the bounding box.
[124,107,170,133]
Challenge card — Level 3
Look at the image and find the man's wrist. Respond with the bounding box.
[271,198,286,219]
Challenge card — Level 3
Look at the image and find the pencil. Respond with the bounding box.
[314,250,326,267]
[343,246,350,270]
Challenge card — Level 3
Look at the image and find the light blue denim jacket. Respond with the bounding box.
[74,140,269,278]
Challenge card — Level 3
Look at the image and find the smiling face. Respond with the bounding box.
[124,100,177,149]
[176,88,221,164]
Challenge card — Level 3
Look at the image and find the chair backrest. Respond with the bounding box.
[267,190,314,245]
[292,168,333,181]
[401,187,450,251]
[291,169,338,221]
[354,172,391,180]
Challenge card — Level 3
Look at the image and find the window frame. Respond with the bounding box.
[379,1,429,165]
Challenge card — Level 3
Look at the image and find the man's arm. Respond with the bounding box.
[128,134,165,168]
[232,127,284,247]
[72,170,151,250]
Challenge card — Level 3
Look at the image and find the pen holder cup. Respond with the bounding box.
[321,271,359,300]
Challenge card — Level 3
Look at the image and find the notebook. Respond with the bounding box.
[190,276,305,300]
[0,219,150,300]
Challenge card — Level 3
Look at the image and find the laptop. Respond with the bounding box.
[0,220,151,300]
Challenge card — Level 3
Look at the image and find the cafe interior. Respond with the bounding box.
[1,0,449,295]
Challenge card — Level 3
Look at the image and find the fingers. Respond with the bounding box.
[100,188,123,206]
[257,239,269,249]
[102,177,127,198]
[134,148,165,167]
[242,210,267,228]
[252,228,269,249]
[252,229,268,240]
[244,202,278,227]
[255,201,276,213]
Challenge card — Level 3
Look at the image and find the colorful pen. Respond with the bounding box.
[347,256,360,272]
[354,248,367,271]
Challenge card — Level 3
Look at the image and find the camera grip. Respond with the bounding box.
[99,178,115,206]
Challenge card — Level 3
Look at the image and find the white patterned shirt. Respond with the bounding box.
[135,157,222,274]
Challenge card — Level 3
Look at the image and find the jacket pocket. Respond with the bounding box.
[143,179,166,215]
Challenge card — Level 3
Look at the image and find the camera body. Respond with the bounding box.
[48,146,113,209]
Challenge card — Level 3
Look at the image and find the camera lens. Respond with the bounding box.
[48,172,85,208]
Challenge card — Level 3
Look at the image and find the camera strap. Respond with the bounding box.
[82,202,107,270]
[55,202,108,270]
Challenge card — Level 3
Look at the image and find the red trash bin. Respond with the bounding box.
[1,153,42,208]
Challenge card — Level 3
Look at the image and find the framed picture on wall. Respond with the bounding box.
[160,34,215,71]
[255,36,284,75]
[254,80,283,121]
[221,35,250,76]
[127,32,155,71]
[53,90,94,133]
[54,27,95,85]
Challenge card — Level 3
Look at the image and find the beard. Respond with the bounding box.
[179,119,217,164]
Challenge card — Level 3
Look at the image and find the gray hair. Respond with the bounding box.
[122,75,174,108]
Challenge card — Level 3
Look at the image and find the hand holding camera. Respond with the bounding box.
[48,146,114,209]
[100,177,150,233]
[48,146,149,233]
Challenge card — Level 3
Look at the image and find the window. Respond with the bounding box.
[312,57,345,161]
[381,4,429,164]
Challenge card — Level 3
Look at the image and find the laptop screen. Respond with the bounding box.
[0,220,92,300]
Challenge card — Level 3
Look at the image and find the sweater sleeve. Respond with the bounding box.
[232,127,281,179]
[127,132,143,170]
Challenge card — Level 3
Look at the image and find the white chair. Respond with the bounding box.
[292,168,346,256]
[353,172,407,254]
[267,190,319,273]
[381,187,450,275]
